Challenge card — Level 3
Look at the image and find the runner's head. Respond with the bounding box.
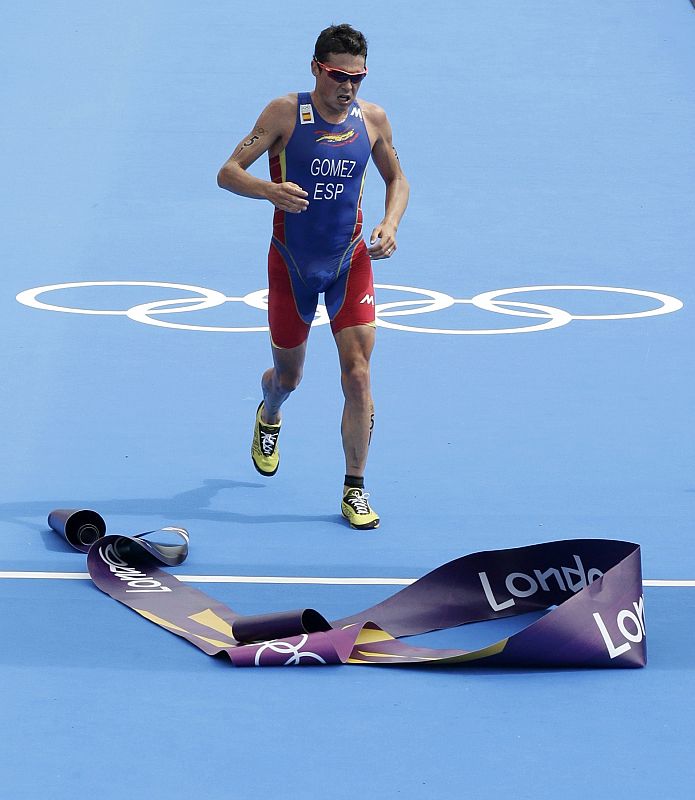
[311,24,368,109]
[314,24,368,64]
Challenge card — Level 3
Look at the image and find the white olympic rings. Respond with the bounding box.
[15,280,684,336]
[251,634,327,666]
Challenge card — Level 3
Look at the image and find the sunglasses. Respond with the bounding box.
[313,57,368,85]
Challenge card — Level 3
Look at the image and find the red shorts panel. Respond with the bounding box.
[267,240,375,349]
[267,244,312,349]
[328,240,375,336]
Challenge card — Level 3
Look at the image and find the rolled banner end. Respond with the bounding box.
[232,608,332,644]
[47,508,106,552]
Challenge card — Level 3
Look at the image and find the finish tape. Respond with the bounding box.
[71,522,645,668]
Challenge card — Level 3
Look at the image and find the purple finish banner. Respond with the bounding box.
[85,533,646,669]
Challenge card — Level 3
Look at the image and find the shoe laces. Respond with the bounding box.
[260,431,279,456]
[345,489,371,515]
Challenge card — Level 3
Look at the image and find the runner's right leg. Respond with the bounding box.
[252,242,315,475]
[261,340,307,424]
[252,342,307,476]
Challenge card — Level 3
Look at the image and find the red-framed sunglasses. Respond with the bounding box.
[313,57,368,84]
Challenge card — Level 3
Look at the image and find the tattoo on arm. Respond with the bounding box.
[231,126,268,160]
[244,126,267,147]
[392,145,399,161]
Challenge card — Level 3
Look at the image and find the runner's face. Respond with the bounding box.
[312,53,367,111]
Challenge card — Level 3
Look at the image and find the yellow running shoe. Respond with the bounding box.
[251,402,281,476]
[341,487,380,530]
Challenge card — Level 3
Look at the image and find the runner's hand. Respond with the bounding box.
[368,222,397,259]
[267,182,309,213]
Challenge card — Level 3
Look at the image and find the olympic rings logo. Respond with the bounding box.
[251,634,327,666]
[15,281,684,335]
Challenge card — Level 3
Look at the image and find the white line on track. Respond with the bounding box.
[0,572,694,587]
[643,579,695,587]
[0,571,414,584]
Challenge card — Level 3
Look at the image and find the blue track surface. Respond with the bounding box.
[2,2,695,797]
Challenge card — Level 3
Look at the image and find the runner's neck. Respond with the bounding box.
[309,91,350,125]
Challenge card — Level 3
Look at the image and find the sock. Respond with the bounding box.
[344,474,364,490]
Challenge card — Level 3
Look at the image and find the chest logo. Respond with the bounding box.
[315,129,359,147]
[300,104,314,124]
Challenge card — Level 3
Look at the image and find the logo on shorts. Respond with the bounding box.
[315,129,359,147]
[359,293,375,305]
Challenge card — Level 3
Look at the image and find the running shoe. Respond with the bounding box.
[341,487,380,530]
[251,402,281,476]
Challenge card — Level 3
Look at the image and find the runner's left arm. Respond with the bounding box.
[367,106,410,260]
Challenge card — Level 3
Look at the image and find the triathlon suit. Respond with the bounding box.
[267,92,375,349]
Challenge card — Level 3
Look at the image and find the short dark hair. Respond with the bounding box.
[314,24,368,63]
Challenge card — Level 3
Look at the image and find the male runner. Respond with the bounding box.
[217,24,409,529]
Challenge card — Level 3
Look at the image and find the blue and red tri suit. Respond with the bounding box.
[268,91,375,348]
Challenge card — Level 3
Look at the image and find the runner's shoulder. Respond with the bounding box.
[255,94,298,144]
[261,94,298,121]
[357,99,388,126]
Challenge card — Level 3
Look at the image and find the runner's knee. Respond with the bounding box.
[275,366,303,394]
[341,361,371,400]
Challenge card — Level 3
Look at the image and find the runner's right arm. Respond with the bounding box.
[217,96,309,213]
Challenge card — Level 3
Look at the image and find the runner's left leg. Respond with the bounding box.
[335,324,379,528]
[334,324,375,476]
[327,241,377,476]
